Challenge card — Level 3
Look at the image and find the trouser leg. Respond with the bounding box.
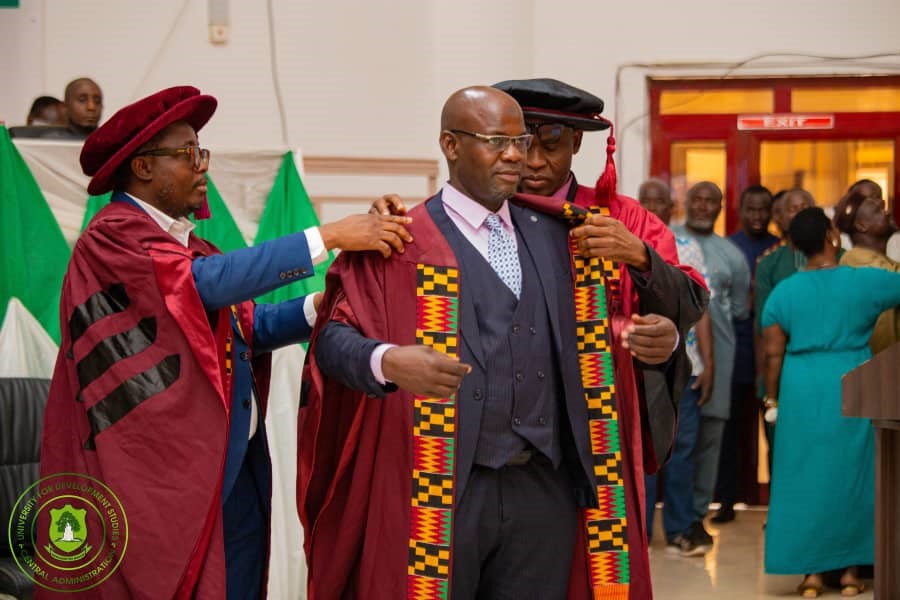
[692,416,726,521]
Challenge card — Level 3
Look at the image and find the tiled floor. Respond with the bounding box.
[648,507,874,599]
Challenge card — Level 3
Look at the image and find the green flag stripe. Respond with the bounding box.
[0,126,70,342]
[253,151,330,304]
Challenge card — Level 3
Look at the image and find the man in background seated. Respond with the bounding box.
[8,95,77,139]
[64,77,103,137]
[27,95,67,126]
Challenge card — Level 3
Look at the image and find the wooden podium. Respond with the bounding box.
[843,341,900,600]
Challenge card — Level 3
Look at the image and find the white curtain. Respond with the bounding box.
[0,298,59,378]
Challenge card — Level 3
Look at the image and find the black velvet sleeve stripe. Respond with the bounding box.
[76,317,158,392]
[84,354,181,448]
[69,283,130,344]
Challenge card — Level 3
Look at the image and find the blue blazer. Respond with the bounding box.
[192,231,316,501]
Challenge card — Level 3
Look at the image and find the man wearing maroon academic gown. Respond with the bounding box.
[298,85,707,599]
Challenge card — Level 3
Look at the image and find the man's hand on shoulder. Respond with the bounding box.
[621,313,677,365]
[319,213,413,258]
[370,194,408,217]
[570,214,650,270]
[382,345,471,399]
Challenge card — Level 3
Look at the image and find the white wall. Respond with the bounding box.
[532,0,900,197]
[2,0,899,201]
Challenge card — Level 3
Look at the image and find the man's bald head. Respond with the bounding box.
[64,77,103,134]
[440,86,522,132]
[638,178,673,225]
[439,86,527,211]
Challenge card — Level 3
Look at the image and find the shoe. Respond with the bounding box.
[798,583,822,598]
[839,567,865,596]
[711,506,735,523]
[798,574,823,598]
[665,533,707,557]
[689,521,714,554]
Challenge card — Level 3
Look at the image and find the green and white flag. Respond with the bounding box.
[254,151,330,304]
[0,126,70,343]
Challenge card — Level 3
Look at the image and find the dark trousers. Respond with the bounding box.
[715,381,759,508]
[452,457,577,600]
[223,435,267,600]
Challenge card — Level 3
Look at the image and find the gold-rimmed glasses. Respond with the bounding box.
[136,146,211,171]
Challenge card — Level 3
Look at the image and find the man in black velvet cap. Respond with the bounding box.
[495,77,713,597]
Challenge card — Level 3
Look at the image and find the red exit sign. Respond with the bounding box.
[737,114,835,131]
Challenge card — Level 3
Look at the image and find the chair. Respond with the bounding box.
[0,378,50,600]
[7,126,84,140]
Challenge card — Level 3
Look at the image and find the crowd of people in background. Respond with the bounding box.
[639,176,900,597]
[8,77,103,139]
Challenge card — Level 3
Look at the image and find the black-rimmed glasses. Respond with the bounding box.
[136,146,211,171]
[449,129,533,153]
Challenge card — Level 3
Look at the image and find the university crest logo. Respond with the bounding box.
[7,473,128,593]
[48,504,91,559]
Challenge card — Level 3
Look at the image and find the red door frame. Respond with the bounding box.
[649,76,900,234]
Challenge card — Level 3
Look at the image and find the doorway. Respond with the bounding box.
[648,76,900,506]
[650,76,900,234]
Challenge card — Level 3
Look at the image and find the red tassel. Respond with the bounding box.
[594,121,617,206]
[194,197,211,220]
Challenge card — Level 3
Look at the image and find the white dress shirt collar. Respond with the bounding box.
[125,192,196,247]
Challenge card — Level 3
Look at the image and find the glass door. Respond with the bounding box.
[758,139,895,209]
[669,141,728,235]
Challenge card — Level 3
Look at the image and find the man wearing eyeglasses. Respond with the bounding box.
[38,86,413,599]
[299,85,707,599]
[497,79,710,597]
[365,79,708,598]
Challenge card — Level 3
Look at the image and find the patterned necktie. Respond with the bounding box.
[485,213,521,299]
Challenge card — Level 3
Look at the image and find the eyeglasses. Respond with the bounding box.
[449,129,533,153]
[525,122,569,146]
[136,146,211,171]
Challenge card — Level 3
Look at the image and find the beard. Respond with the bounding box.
[155,182,192,219]
[485,181,517,210]
[687,216,715,232]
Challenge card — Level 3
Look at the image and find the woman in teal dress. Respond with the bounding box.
[762,207,900,597]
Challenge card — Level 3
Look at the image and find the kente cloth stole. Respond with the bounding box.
[562,202,630,600]
[407,264,460,600]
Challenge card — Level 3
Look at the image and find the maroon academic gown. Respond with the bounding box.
[37,202,270,599]
[560,186,705,600]
[297,190,703,600]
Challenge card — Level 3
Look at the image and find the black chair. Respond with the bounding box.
[0,378,50,600]
[7,126,84,140]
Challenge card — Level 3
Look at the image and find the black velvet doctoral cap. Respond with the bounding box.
[493,78,610,131]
